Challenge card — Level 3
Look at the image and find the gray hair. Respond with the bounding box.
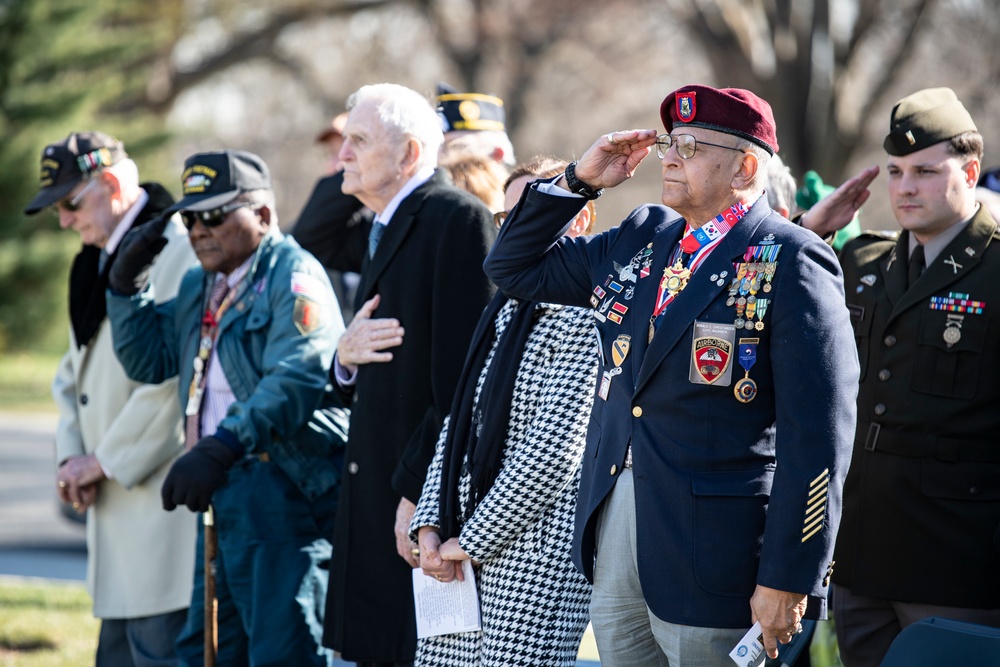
[764,153,797,216]
[442,130,516,167]
[347,84,444,170]
[234,189,277,226]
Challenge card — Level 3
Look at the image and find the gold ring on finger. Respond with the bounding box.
[58,481,67,488]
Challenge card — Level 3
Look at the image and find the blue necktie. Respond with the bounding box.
[368,221,386,258]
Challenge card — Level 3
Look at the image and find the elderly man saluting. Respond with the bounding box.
[106,149,348,666]
[484,85,858,665]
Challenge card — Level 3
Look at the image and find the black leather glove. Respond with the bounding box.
[161,436,241,512]
[108,214,170,295]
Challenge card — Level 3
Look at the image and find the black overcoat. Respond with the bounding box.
[321,170,496,661]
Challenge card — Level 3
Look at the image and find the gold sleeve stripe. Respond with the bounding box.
[809,468,830,487]
[804,504,826,525]
[802,523,824,543]
[806,489,828,512]
[808,479,829,499]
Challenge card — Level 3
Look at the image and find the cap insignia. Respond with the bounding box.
[677,92,697,122]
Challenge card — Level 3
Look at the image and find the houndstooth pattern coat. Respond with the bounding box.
[410,299,598,666]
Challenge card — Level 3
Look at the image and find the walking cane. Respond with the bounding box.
[204,505,218,667]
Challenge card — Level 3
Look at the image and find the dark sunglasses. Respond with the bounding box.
[49,177,99,215]
[181,202,261,230]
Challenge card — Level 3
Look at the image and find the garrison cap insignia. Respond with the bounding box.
[802,468,829,543]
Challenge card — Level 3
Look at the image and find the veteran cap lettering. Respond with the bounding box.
[24,131,127,215]
[883,87,978,156]
[169,150,272,213]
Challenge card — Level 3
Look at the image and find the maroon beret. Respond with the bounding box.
[660,85,779,155]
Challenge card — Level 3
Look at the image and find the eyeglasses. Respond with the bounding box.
[493,210,509,227]
[655,133,746,160]
[181,202,261,231]
[49,177,99,215]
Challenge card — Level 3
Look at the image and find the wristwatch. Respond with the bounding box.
[564,161,604,200]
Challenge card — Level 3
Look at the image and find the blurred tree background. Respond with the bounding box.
[1,0,998,353]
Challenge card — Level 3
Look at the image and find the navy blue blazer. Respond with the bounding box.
[484,183,859,628]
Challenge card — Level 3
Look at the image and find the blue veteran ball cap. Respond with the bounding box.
[169,149,271,213]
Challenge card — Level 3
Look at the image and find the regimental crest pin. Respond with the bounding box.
[677,91,697,121]
[612,335,631,367]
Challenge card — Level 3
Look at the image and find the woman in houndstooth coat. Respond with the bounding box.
[410,158,598,666]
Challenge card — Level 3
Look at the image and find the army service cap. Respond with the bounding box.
[435,82,506,133]
[884,87,978,156]
[24,131,127,215]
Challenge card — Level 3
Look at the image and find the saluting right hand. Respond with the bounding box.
[569,129,660,191]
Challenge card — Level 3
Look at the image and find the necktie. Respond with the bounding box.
[907,244,925,289]
[368,221,386,258]
[184,279,231,450]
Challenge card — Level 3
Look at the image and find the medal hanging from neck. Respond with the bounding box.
[648,201,750,343]
[185,283,239,420]
[734,338,759,403]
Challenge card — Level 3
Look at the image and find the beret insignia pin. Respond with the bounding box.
[677,92,696,121]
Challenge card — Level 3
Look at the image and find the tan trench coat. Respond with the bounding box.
[52,217,198,619]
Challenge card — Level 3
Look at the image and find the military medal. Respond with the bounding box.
[734,338,759,403]
[754,299,769,331]
[648,200,754,343]
[943,314,964,347]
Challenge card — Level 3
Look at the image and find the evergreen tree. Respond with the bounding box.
[0,0,179,351]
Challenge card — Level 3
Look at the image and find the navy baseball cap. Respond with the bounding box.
[169,150,272,213]
[24,131,127,215]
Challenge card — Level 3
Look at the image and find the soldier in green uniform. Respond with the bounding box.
[833,87,1000,666]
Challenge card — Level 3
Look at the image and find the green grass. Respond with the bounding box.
[0,577,98,666]
[0,352,61,413]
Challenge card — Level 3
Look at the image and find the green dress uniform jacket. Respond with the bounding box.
[834,206,1000,608]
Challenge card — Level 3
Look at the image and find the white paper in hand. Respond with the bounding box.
[729,621,765,667]
[412,560,481,639]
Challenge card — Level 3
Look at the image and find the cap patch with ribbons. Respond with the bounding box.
[169,150,272,213]
[660,84,779,155]
[883,87,978,156]
[24,131,127,215]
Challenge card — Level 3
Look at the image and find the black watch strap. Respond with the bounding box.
[564,161,604,200]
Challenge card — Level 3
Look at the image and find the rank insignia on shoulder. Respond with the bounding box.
[293,296,325,335]
[802,468,830,543]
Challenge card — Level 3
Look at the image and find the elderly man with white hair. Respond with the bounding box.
[23,131,197,667]
[321,83,496,667]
